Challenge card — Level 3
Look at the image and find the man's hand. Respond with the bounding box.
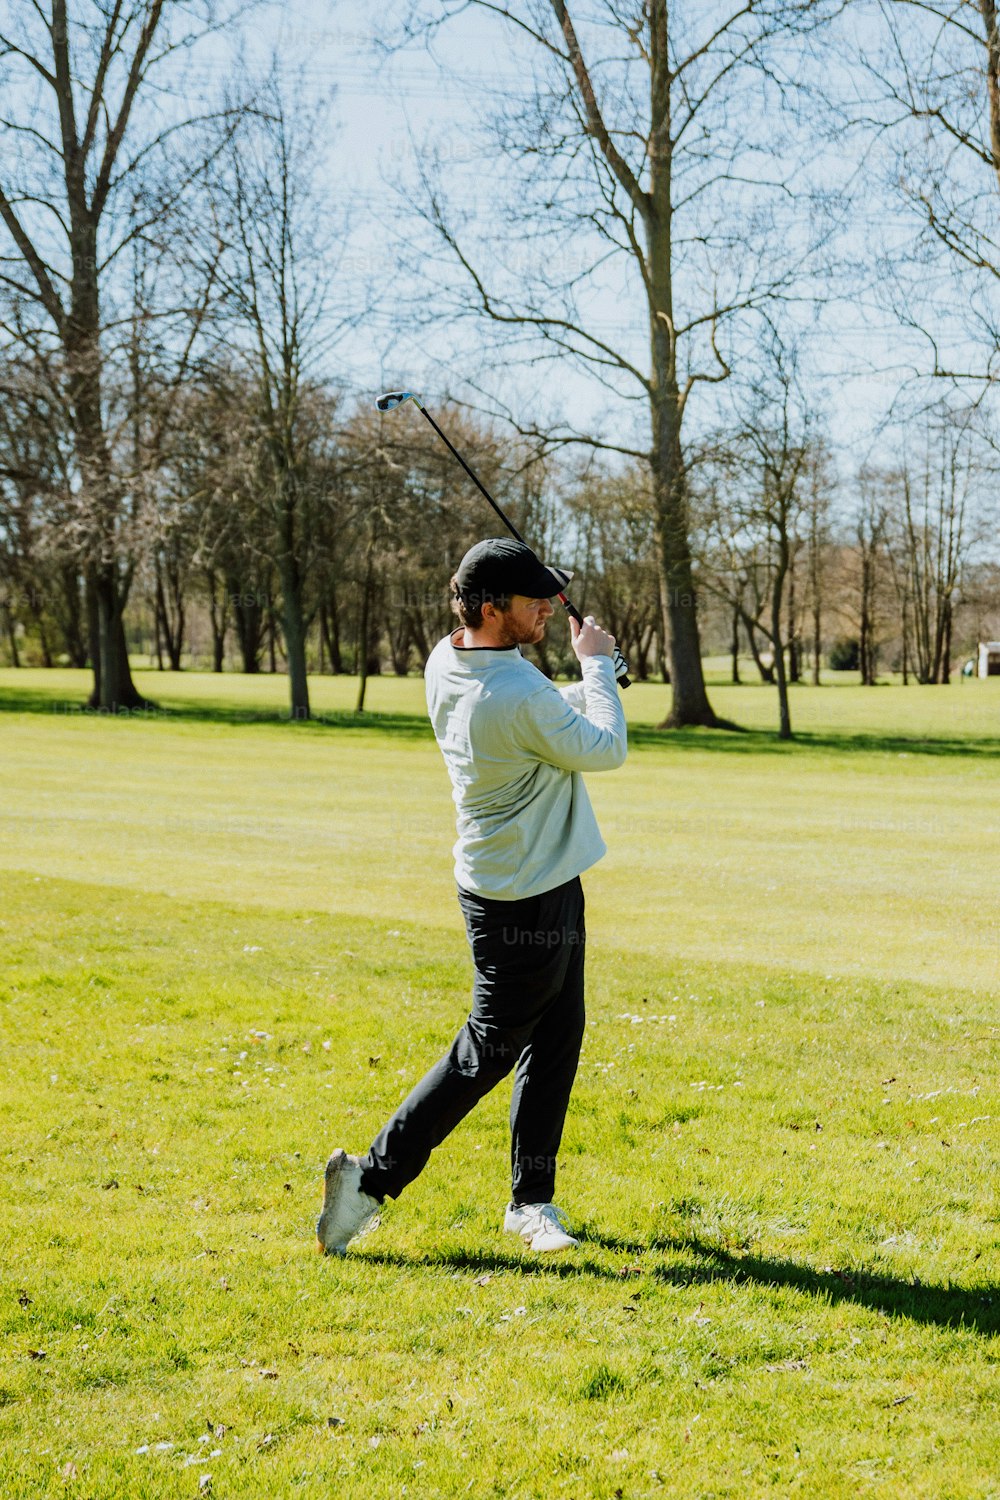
[570,614,616,662]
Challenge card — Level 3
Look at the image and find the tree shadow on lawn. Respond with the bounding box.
[626,724,1000,759]
[359,1236,998,1336]
[3,681,999,757]
[0,683,435,741]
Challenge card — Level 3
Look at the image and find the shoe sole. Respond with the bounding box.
[505,1225,579,1253]
[316,1148,349,1256]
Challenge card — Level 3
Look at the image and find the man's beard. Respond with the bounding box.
[494,612,547,648]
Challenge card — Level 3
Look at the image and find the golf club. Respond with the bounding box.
[375,391,631,688]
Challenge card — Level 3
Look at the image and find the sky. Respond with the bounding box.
[238,0,995,474]
[4,0,994,476]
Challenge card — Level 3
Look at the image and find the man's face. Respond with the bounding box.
[491,593,554,646]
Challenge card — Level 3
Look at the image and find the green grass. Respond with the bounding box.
[1,667,998,1498]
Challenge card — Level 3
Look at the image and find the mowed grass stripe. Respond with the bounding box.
[2,670,999,1496]
[3,671,1000,991]
[2,865,998,1498]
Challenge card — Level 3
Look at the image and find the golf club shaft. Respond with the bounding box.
[409,399,628,684]
[412,400,529,546]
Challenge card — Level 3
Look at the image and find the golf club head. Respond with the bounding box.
[375,390,418,412]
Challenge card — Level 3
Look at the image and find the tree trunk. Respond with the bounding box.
[809,511,822,686]
[267,587,278,673]
[60,566,88,667]
[205,568,227,672]
[153,589,164,670]
[731,603,741,684]
[356,569,372,713]
[86,565,151,711]
[745,615,775,683]
[278,552,310,719]
[37,614,53,668]
[940,597,952,683]
[859,549,876,686]
[2,601,20,666]
[635,620,654,681]
[787,552,800,683]
[650,403,719,727]
[65,216,147,709]
[646,5,726,731]
[771,548,792,740]
[228,572,263,674]
[155,560,184,670]
[324,591,343,673]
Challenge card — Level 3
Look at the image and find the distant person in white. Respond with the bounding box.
[318,538,627,1255]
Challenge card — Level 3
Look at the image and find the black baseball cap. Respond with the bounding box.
[453,538,573,606]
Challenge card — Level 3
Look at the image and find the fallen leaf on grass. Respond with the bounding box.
[17,1290,31,1307]
[27,1349,46,1361]
[60,1462,77,1480]
[258,1369,279,1380]
[472,1274,492,1287]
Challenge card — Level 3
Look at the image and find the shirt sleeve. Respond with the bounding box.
[513,655,627,772]
[558,680,588,714]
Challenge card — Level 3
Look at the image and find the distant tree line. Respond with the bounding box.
[1,1,1000,736]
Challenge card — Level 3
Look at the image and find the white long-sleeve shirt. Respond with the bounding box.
[424,628,628,900]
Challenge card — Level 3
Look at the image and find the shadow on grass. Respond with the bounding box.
[358,1234,998,1335]
[3,681,999,757]
[626,724,1000,759]
[0,682,435,740]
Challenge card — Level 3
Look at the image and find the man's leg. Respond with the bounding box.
[359,1014,526,1202]
[508,877,586,1206]
[357,885,543,1203]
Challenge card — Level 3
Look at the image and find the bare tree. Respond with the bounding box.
[855,1,1000,382]
[204,76,348,719]
[400,0,841,728]
[0,0,242,707]
[697,334,813,736]
[803,442,836,684]
[887,409,986,682]
[853,472,888,686]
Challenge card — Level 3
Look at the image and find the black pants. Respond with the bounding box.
[359,875,586,1207]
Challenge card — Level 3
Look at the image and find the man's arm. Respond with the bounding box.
[514,654,627,772]
[558,679,588,714]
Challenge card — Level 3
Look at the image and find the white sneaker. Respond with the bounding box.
[316,1149,381,1255]
[504,1201,579,1252]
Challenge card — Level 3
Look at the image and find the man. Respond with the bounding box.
[318,537,627,1255]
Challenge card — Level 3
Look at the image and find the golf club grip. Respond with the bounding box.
[560,597,631,690]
